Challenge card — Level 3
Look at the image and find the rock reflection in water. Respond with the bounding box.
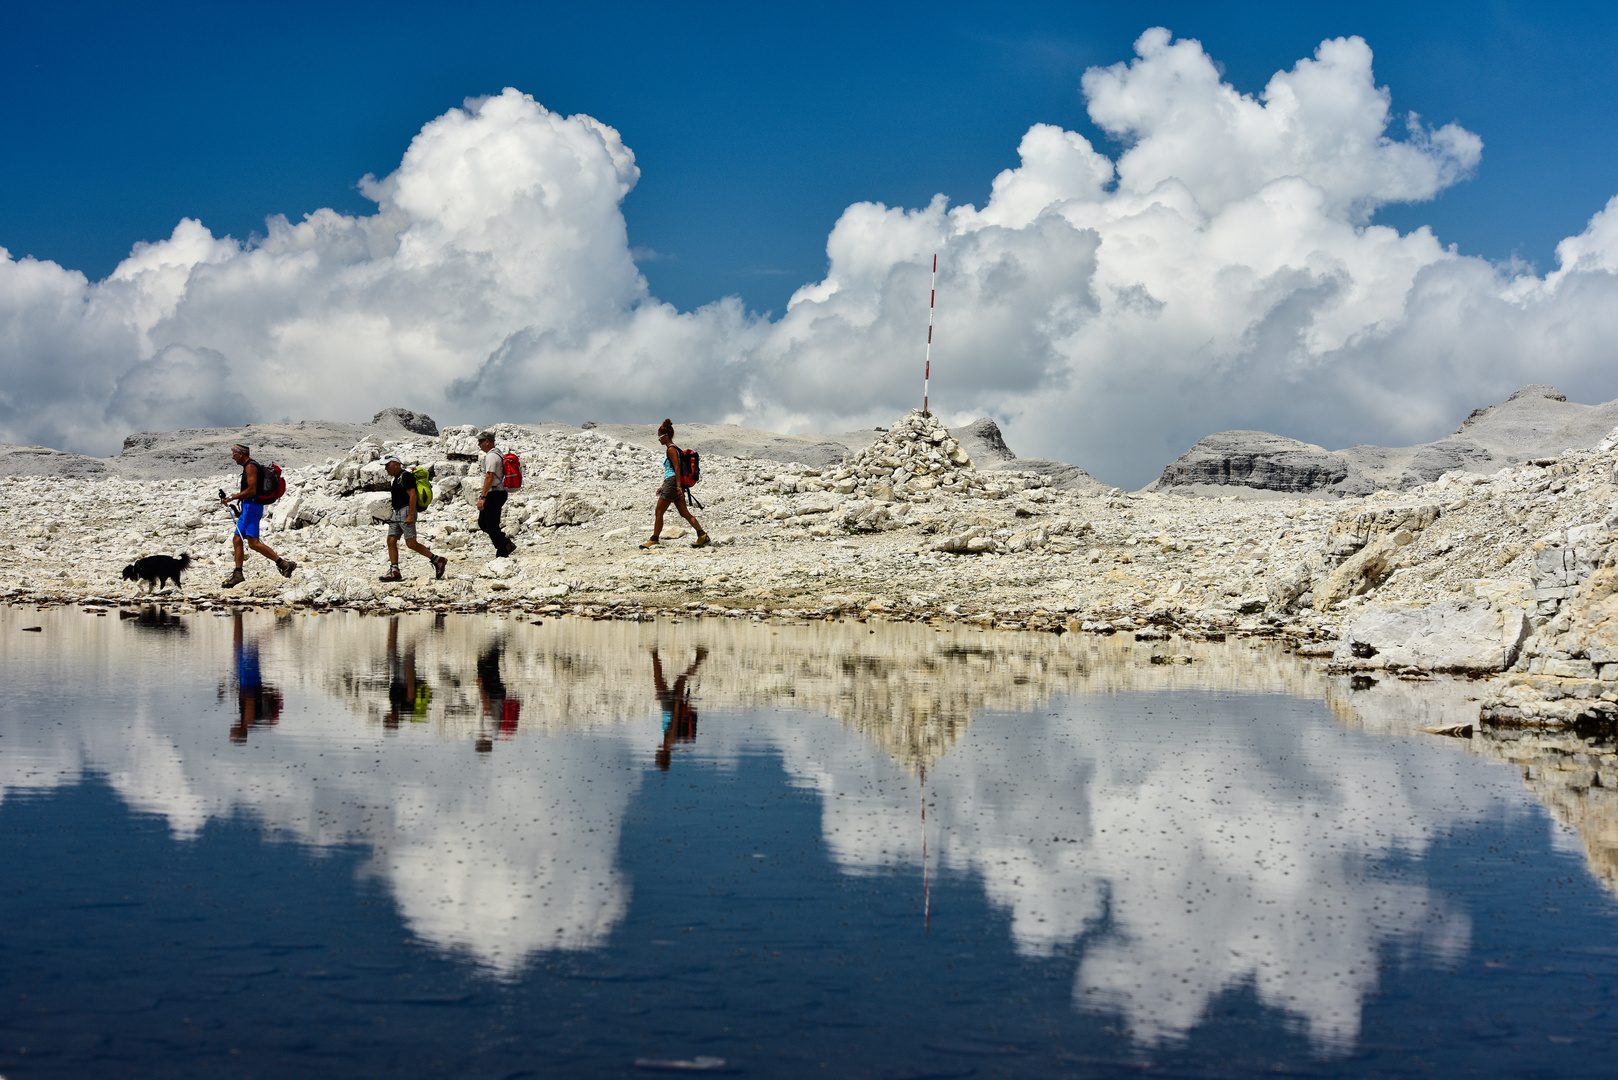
[0,606,1603,1053]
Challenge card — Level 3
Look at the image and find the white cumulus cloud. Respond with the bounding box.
[4,31,1618,486]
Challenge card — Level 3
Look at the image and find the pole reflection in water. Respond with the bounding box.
[1,605,1615,1077]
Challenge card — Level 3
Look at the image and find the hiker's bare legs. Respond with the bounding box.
[651,495,702,540]
[388,535,437,564]
[233,533,281,570]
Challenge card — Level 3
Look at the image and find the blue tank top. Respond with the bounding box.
[663,448,676,480]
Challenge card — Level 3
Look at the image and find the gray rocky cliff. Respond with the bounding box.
[1154,385,1618,497]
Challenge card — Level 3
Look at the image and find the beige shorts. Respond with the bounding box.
[658,477,681,502]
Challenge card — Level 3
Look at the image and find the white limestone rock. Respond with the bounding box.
[1333,600,1531,673]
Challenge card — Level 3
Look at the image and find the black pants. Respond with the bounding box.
[479,490,511,553]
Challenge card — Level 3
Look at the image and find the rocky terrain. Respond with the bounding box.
[1154,385,1618,497]
[6,387,1618,733]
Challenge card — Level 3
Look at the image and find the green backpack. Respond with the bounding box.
[413,466,434,510]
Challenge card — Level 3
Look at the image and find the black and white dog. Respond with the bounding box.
[121,553,192,594]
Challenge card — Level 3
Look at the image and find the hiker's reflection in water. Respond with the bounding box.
[227,612,281,744]
[384,616,431,730]
[652,646,705,771]
[474,642,519,753]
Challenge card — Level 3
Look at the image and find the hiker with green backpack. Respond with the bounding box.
[380,455,447,581]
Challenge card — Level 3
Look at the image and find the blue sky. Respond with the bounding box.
[6,1,1615,315]
[5,1,1618,483]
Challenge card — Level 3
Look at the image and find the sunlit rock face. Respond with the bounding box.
[0,605,1578,1039]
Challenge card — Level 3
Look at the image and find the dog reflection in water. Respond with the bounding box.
[227,613,281,743]
[653,646,705,771]
[474,643,519,753]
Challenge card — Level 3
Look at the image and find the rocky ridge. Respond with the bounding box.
[1154,385,1618,497]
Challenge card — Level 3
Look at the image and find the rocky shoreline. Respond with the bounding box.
[6,401,1618,733]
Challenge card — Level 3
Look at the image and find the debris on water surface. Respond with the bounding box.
[21,626,41,632]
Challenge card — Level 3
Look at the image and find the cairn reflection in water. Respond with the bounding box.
[0,605,1606,1052]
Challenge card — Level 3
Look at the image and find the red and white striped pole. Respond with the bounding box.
[922,253,936,417]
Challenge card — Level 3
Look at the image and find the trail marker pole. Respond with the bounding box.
[922,253,936,417]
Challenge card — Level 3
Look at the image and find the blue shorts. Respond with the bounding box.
[237,501,264,538]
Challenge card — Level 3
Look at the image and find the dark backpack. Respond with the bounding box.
[247,459,286,503]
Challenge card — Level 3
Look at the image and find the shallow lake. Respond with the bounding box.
[2,605,1616,1078]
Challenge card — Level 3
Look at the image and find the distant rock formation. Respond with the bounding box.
[372,407,439,436]
[1153,385,1618,497]
[1156,431,1351,493]
[956,416,1108,492]
[957,417,1016,465]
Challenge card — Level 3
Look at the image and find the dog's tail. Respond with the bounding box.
[177,552,192,571]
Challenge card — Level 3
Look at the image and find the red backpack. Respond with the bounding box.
[501,452,523,491]
[672,446,700,487]
[248,459,286,503]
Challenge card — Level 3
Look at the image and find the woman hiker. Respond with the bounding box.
[642,419,709,549]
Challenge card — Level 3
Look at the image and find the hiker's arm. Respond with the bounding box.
[226,463,257,503]
[480,463,496,500]
[407,482,417,522]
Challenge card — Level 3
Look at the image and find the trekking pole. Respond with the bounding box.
[220,489,245,539]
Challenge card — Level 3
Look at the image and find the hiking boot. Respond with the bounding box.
[639,537,660,549]
[277,558,297,578]
[692,533,711,548]
[500,542,517,558]
[221,567,245,588]
[432,555,448,580]
[379,566,403,582]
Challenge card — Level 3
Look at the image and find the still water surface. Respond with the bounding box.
[1,606,1616,1077]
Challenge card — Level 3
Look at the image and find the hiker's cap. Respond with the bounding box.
[477,431,495,443]
[381,453,402,465]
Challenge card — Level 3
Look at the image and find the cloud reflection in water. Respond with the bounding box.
[0,607,1562,1047]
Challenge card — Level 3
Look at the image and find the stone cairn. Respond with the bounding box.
[834,410,983,499]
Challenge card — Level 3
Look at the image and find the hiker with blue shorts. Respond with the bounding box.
[220,442,297,588]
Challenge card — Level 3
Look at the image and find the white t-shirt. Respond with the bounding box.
[481,449,505,491]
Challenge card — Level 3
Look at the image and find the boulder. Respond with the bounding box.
[1315,537,1397,610]
[266,494,303,532]
[1531,524,1607,615]
[1266,562,1314,614]
[439,426,483,459]
[355,460,391,492]
[372,407,439,436]
[358,492,393,522]
[1325,503,1441,557]
[1333,600,1531,673]
[531,490,603,527]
